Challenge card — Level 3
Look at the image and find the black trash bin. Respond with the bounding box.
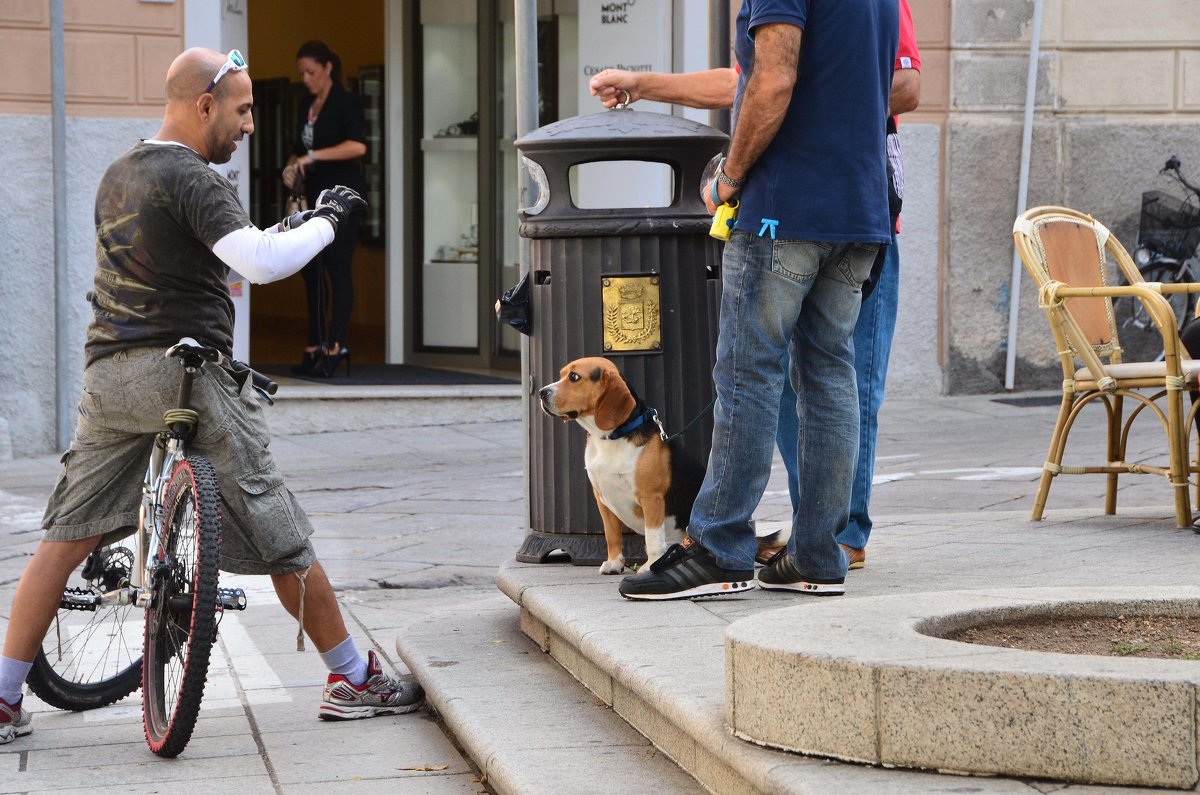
[515,109,728,567]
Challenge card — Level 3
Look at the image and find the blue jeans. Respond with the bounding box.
[775,234,899,551]
[839,236,900,549]
[689,232,879,576]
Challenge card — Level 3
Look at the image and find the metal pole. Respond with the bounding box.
[708,0,730,134]
[51,0,71,450]
[1004,0,1044,391]
[515,0,539,532]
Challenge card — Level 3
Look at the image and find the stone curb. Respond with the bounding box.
[727,587,1200,790]
[264,389,520,436]
[393,592,701,795]
[494,560,1077,795]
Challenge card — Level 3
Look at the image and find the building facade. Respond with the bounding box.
[1,0,1198,457]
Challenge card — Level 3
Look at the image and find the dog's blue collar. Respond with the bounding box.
[604,406,660,441]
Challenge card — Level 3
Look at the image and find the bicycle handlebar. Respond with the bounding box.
[1162,156,1200,198]
[252,370,279,396]
[228,359,279,396]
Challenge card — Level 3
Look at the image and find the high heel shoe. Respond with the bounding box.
[290,348,324,375]
[321,346,351,377]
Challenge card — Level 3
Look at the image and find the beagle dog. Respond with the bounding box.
[538,357,704,574]
[539,357,794,573]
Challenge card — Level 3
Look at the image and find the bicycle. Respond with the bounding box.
[1119,155,1200,336]
[24,338,275,758]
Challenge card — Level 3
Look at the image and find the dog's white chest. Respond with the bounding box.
[584,439,645,532]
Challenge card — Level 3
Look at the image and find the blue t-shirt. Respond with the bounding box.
[731,0,898,244]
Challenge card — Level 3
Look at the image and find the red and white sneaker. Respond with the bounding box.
[318,650,424,721]
[0,696,31,745]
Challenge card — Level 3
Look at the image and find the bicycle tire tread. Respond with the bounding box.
[143,455,222,758]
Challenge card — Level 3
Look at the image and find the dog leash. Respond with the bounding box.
[656,397,717,443]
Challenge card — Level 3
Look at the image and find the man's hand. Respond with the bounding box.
[311,185,366,233]
[282,163,299,190]
[702,178,737,215]
[589,69,640,108]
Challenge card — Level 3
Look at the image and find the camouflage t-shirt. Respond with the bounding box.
[85,141,250,365]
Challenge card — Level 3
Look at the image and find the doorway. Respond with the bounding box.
[245,0,387,367]
[404,0,563,375]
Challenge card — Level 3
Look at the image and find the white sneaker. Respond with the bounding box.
[0,696,31,745]
[318,650,424,721]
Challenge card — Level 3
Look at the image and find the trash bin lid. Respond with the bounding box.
[516,108,727,155]
[516,109,728,237]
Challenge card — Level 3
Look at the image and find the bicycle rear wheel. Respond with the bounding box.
[26,543,142,711]
[142,455,221,758]
[1119,264,1193,332]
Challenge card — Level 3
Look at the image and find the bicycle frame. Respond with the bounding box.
[131,435,186,606]
[70,363,201,612]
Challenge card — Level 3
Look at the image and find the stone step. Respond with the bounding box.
[394,593,702,795]
[495,559,1151,795]
[262,382,520,436]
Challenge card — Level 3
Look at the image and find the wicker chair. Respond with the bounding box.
[1012,206,1200,527]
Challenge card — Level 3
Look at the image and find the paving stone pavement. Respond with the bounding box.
[0,389,1195,792]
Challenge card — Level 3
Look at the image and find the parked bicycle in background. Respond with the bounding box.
[1119,156,1200,337]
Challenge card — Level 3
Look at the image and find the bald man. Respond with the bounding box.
[0,48,421,748]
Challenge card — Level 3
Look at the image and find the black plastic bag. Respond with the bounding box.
[496,272,532,335]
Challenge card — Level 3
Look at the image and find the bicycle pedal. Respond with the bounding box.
[218,587,248,611]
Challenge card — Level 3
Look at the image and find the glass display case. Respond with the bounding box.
[248,77,308,230]
[418,0,480,350]
[356,65,386,246]
[412,0,560,359]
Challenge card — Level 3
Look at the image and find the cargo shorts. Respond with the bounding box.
[42,346,316,575]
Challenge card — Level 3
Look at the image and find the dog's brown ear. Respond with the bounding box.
[593,369,634,431]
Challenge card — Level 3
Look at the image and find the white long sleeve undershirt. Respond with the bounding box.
[212,218,335,285]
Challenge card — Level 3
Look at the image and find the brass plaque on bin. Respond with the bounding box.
[601,274,662,353]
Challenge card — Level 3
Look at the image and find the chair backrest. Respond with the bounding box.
[1013,206,1122,362]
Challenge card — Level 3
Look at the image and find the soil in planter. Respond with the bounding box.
[948,614,1200,659]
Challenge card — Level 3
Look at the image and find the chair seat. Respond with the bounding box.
[1073,359,1200,383]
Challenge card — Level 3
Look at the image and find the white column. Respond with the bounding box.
[185,0,252,362]
[385,0,408,363]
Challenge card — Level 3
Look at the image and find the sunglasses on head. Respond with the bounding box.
[204,49,247,94]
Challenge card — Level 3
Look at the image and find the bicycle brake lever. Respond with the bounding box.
[253,385,275,406]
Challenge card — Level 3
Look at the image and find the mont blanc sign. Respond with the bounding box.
[577,0,673,209]
[578,0,670,98]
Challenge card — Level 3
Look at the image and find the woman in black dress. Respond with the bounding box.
[282,40,367,377]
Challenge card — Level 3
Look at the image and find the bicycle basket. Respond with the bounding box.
[1137,190,1200,259]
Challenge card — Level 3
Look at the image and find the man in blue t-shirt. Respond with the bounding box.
[620,0,899,601]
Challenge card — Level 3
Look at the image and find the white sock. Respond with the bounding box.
[0,656,32,705]
[319,636,369,685]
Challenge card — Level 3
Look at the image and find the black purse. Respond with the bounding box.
[496,272,533,335]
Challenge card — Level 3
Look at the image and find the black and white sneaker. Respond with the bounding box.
[618,540,756,601]
[757,553,845,596]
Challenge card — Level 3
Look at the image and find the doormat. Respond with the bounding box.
[990,395,1063,408]
[257,363,518,387]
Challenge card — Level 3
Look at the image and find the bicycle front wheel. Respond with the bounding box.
[142,455,221,758]
[27,542,142,711]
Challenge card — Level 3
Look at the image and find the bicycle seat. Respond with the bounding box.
[166,337,224,365]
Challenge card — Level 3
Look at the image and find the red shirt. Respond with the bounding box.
[897,0,921,73]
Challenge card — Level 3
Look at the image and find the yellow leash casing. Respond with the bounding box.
[705,200,734,241]
[709,200,739,241]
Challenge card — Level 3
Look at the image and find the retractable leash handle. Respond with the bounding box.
[707,175,740,241]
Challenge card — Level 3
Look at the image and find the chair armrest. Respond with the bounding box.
[1045,283,1188,384]
[1146,282,1200,295]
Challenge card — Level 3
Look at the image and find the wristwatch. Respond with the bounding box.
[715,157,746,190]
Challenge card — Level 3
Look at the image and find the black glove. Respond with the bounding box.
[311,185,367,233]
